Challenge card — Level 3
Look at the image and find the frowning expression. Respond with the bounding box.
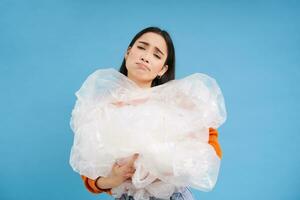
[125,32,168,87]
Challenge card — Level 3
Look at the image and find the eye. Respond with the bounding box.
[154,54,161,59]
[137,46,145,50]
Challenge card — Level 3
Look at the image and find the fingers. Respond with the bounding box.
[123,172,135,179]
[126,167,136,173]
[125,153,139,167]
[112,162,120,169]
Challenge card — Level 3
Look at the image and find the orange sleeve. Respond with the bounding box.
[208,127,223,159]
[81,175,112,195]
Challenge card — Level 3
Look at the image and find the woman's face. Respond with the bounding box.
[125,32,168,88]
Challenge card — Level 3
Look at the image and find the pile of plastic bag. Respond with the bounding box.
[69,68,227,199]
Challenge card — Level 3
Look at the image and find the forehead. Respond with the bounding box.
[135,32,167,53]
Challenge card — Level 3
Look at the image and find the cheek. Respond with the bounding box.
[129,49,141,59]
[152,60,165,71]
[126,52,138,67]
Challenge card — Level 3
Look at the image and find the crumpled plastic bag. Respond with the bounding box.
[69,68,227,199]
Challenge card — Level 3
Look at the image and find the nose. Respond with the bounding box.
[141,57,149,63]
[140,52,150,63]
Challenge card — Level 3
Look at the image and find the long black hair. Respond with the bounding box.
[119,27,175,87]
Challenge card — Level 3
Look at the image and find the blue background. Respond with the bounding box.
[0,0,299,199]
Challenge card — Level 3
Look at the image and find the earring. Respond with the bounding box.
[157,75,161,79]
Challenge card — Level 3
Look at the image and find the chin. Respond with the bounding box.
[134,73,153,82]
[132,68,148,76]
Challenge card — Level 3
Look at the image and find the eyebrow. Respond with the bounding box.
[137,41,165,56]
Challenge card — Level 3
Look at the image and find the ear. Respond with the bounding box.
[159,65,168,76]
[125,47,131,60]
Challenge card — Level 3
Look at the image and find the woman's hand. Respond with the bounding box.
[110,153,139,181]
[96,153,139,189]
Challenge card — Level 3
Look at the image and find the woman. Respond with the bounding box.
[78,27,223,199]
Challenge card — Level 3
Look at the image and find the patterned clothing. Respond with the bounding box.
[116,187,194,200]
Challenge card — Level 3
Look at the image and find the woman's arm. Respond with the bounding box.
[80,154,138,194]
[81,175,112,194]
[208,127,222,159]
[81,128,222,194]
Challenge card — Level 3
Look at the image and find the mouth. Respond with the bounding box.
[136,62,150,71]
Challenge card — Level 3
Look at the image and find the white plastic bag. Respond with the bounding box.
[69,68,227,199]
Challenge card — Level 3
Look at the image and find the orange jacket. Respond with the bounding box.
[81,127,222,195]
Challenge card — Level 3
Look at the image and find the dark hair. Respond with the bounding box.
[119,27,175,87]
